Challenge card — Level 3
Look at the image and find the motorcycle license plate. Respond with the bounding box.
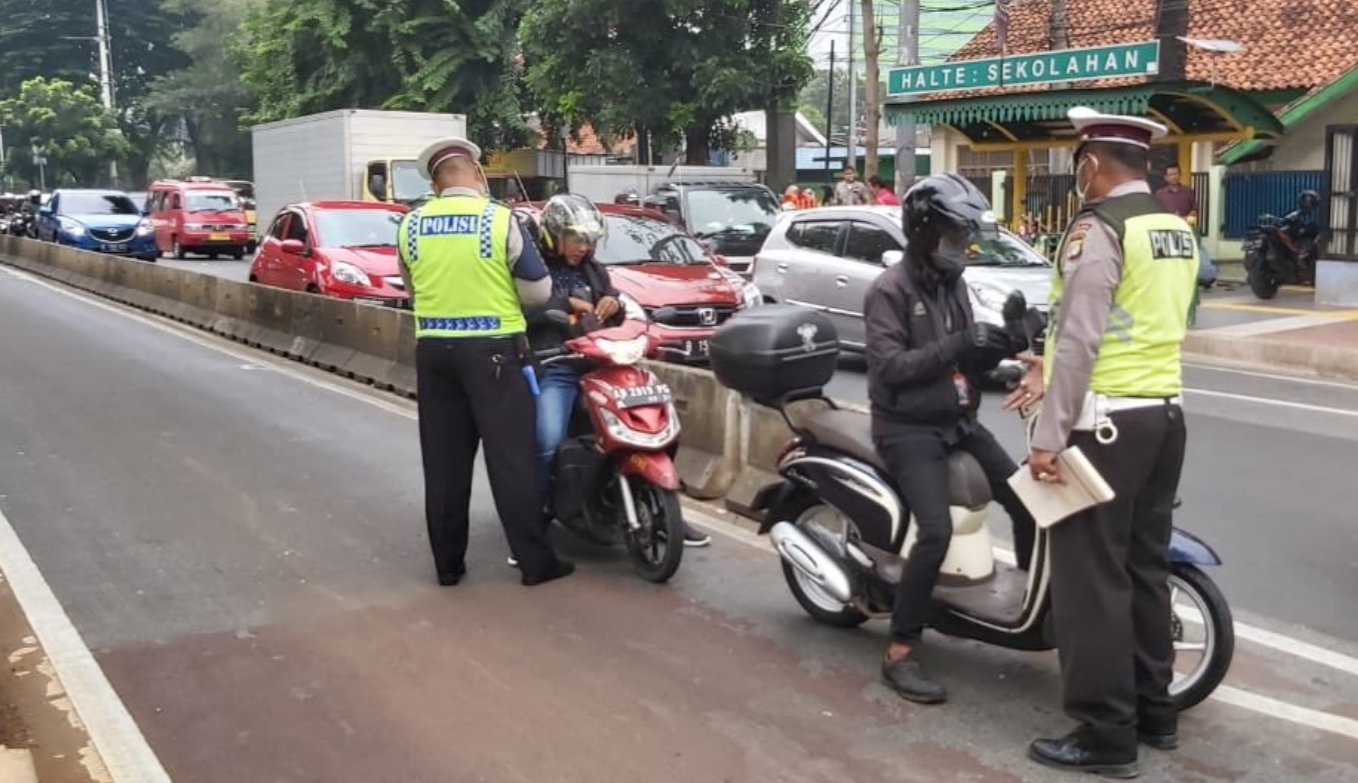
[209,232,229,241]
[683,338,710,358]
[100,242,129,253]
[615,384,673,409]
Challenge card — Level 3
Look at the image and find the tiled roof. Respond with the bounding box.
[941,0,1358,97]
[531,123,635,156]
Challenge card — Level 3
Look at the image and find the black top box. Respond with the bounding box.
[710,305,840,403]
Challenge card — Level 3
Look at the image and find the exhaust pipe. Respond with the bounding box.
[769,522,854,604]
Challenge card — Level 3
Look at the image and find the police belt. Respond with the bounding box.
[1073,393,1183,444]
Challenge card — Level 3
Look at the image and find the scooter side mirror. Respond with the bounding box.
[650,306,678,323]
[1001,290,1027,324]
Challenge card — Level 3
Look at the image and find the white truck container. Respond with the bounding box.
[565,165,759,204]
[251,109,467,231]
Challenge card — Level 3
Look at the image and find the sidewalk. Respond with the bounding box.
[1186,284,1358,381]
[0,571,109,783]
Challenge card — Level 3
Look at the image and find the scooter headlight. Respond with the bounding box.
[598,406,681,448]
[617,292,648,322]
[594,335,648,365]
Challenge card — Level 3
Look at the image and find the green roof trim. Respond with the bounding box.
[886,81,1284,146]
[1221,63,1358,165]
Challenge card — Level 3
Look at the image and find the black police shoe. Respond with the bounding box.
[1138,717,1179,750]
[1028,729,1138,779]
[437,564,467,586]
[881,654,947,704]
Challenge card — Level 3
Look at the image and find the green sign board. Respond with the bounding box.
[887,41,1161,98]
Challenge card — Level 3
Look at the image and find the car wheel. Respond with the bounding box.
[232,248,245,261]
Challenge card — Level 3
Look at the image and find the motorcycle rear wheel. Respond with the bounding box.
[779,498,870,628]
[623,478,684,583]
[1168,564,1235,711]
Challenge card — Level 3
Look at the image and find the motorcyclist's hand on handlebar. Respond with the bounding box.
[1002,353,1045,411]
[568,297,594,315]
[595,296,621,320]
[962,323,1013,355]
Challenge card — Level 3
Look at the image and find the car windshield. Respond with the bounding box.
[967,230,1051,267]
[314,209,404,248]
[61,193,139,216]
[684,188,780,238]
[594,214,710,265]
[391,161,430,205]
[185,191,239,212]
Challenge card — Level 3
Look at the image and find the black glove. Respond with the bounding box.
[962,323,1013,355]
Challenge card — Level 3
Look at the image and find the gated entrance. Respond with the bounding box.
[1325,124,1358,258]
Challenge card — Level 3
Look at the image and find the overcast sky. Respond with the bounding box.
[808,0,996,70]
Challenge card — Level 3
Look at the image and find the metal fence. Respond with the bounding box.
[1222,170,1326,239]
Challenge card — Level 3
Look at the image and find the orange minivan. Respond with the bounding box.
[147,178,253,260]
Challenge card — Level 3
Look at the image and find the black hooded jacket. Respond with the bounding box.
[524,250,624,355]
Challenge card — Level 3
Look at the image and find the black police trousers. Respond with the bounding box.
[416,336,560,580]
[878,421,1037,644]
[1050,402,1186,752]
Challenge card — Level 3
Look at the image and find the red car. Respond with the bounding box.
[519,203,762,363]
[250,201,410,307]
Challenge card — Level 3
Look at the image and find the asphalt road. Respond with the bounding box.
[1,264,1357,782]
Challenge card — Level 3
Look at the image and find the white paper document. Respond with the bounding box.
[1007,446,1116,529]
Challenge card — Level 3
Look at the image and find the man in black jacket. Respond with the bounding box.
[865,174,1036,704]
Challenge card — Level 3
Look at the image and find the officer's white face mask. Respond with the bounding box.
[1074,154,1100,204]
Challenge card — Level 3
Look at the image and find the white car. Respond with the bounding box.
[754,206,1052,351]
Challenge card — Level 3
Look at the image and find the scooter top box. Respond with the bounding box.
[710,305,839,403]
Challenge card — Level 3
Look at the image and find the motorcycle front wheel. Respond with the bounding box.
[622,477,684,583]
[1168,564,1235,711]
[1247,264,1280,300]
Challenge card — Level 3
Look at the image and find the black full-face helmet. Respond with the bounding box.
[901,173,998,274]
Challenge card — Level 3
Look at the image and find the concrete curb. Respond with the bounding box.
[1185,331,1358,382]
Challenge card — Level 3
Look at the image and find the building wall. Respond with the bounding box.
[1268,89,1358,170]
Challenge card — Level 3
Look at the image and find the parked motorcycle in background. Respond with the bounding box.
[1245,189,1322,300]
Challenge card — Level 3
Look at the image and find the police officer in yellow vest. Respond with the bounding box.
[400,137,575,588]
[1008,109,1198,777]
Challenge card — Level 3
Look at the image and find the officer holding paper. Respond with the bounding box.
[1007,108,1199,777]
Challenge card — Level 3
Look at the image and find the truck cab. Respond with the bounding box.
[641,181,781,277]
[363,159,431,207]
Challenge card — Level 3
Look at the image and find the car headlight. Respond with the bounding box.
[135,220,154,237]
[60,219,86,236]
[617,292,648,322]
[331,260,372,287]
[184,223,206,230]
[738,280,762,309]
[967,281,1009,316]
[594,335,649,365]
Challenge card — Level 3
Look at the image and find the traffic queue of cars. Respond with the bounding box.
[16,177,1051,368]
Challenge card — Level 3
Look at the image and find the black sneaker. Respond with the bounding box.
[683,525,712,547]
[881,654,947,704]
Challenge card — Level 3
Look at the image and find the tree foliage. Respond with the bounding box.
[146,0,258,179]
[0,78,129,188]
[521,0,814,164]
[236,0,533,150]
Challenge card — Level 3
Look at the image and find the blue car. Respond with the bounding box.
[36,189,158,261]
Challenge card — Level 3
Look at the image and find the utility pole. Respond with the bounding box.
[824,40,836,185]
[95,0,118,186]
[894,0,920,193]
[846,0,857,172]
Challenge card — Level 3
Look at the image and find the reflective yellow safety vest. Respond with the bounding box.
[398,195,525,339]
[1047,192,1199,396]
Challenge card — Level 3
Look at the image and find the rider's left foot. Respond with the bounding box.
[683,524,712,547]
[881,653,947,704]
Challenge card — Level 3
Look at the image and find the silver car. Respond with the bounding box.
[754,206,1052,351]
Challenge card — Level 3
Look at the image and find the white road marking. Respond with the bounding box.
[11,261,1358,747]
[1186,363,1358,391]
[0,504,173,783]
[1185,388,1358,419]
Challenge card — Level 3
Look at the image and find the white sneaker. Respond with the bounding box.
[507,556,519,568]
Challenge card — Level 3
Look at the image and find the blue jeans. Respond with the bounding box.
[536,365,583,500]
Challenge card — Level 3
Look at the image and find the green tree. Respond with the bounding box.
[0,2,90,90]
[146,0,259,179]
[521,0,815,165]
[0,78,129,187]
[236,0,532,150]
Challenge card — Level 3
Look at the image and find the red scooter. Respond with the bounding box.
[537,313,686,583]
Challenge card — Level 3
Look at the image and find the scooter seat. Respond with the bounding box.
[801,408,993,508]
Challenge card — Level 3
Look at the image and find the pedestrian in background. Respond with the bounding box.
[821,185,836,207]
[1014,108,1199,778]
[1153,164,1196,221]
[869,175,900,206]
[836,165,871,206]
[400,136,576,589]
